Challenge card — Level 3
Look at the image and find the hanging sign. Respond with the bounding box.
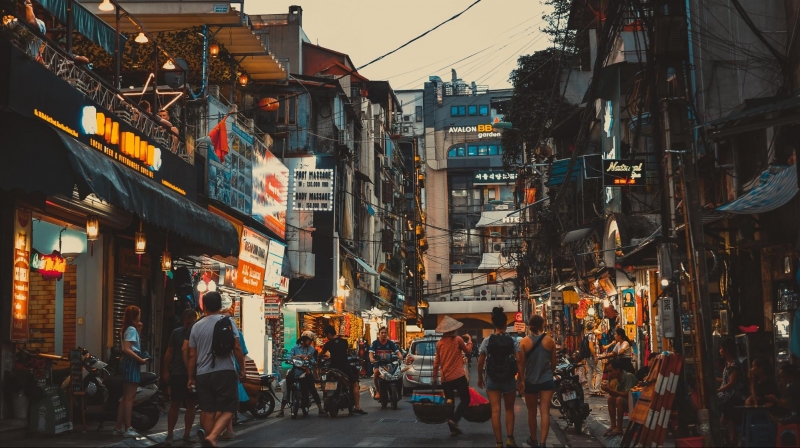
[235,227,269,294]
[659,296,676,338]
[264,296,281,319]
[513,322,526,333]
[602,159,646,186]
[291,169,334,211]
[11,208,31,342]
[263,240,286,293]
[515,312,524,323]
[30,250,67,280]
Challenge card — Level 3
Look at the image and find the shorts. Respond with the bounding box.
[485,376,517,394]
[120,357,140,383]
[525,379,556,394]
[170,374,196,403]
[196,370,239,413]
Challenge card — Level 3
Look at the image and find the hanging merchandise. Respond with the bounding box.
[576,299,590,319]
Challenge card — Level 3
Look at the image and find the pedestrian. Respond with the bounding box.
[187,292,245,448]
[716,338,744,444]
[477,307,520,448]
[601,359,637,437]
[583,321,602,396]
[114,305,149,438]
[432,316,473,437]
[220,308,248,441]
[320,325,367,415]
[518,314,556,448]
[162,309,198,445]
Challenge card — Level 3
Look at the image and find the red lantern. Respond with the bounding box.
[259,97,280,112]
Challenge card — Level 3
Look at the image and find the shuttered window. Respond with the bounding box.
[113,275,143,349]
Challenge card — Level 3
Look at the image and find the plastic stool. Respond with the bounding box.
[740,409,776,447]
[777,422,800,447]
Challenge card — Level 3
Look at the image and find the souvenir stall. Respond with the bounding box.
[388,318,406,348]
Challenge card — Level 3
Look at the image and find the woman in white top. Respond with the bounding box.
[600,328,635,374]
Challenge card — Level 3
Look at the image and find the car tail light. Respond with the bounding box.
[406,374,414,381]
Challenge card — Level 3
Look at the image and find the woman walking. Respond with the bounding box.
[518,315,556,448]
[478,307,521,448]
[114,305,149,437]
[432,316,473,437]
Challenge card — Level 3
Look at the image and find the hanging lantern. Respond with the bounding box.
[197,281,207,292]
[98,0,114,11]
[161,251,172,271]
[208,280,217,292]
[134,221,146,256]
[238,73,249,87]
[209,43,219,58]
[134,32,148,44]
[259,97,280,112]
[162,59,176,70]
[86,216,99,241]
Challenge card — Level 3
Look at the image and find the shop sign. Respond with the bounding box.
[263,240,287,293]
[602,159,645,186]
[447,124,501,139]
[515,312,523,323]
[30,249,67,280]
[252,144,289,239]
[118,247,152,277]
[291,169,334,211]
[11,209,31,342]
[5,58,196,200]
[473,171,517,185]
[235,227,269,294]
[513,322,526,333]
[659,296,676,338]
[264,296,281,319]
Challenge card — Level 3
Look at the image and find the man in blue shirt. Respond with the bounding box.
[277,335,325,416]
[369,326,403,399]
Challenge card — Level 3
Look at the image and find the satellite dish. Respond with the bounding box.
[165,58,188,88]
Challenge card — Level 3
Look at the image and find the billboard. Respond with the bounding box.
[234,227,270,294]
[252,143,289,238]
[263,239,288,294]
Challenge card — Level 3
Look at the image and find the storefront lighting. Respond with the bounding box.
[161,235,171,272]
[86,216,99,241]
[587,307,596,316]
[602,299,610,308]
[238,73,249,87]
[660,278,671,287]
[134,224,146,255]
[209,43,219,58]
[135,32,149,44]
[16,232,26,250]
[162,59,175,70]
[207,280,217,292]
[98,0,114,11]
[197,281,207,292]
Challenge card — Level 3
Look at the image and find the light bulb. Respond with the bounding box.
[587,307,596,316]
[162,59,175,70]
[135,32,148,44]
[98,0,114,11]
[197,281,207,292]
[660,278,670,287]
[208,280,217,292]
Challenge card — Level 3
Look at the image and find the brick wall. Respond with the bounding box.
[62,265,77,354]
[27,265,77,354]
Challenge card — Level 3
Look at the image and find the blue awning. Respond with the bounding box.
[717,165,798,214]
[37,0,125,55]
[546,157,584,187]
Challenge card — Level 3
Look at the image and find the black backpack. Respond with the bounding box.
[486,334,517,382]
[211,316,236,366]
[578,333,593,361]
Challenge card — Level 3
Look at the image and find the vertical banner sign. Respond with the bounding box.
[292,169,334,211]
[659,296,676,338]
[264,296,281,319]
[11,209,32,342]
[235,227,270,294]
[263,239,286,292]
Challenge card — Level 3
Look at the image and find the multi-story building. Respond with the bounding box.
[419,72,524,339]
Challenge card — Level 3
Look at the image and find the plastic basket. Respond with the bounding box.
[412,401,453,424]
[463,402,491,423]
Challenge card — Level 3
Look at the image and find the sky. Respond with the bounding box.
[245,0,552,90]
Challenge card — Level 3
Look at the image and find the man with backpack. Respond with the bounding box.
[581,321,602,396]
[187,292,245,447]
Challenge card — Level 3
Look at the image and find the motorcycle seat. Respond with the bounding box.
[140,372,158,386]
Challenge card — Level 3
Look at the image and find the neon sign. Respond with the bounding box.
[30,250,67,281]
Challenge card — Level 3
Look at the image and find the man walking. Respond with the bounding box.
[187,292,245,447]
[369,326,403,399]
[162,309,197,445]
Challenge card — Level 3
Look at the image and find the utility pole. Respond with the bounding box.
[648,0,718,443]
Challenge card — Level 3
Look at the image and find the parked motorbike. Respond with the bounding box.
[319,356,360,418]
[61,348,161,431]
[283,357,316,419]
[240,371,279,419]
[552,350,590,432]
[369,354,404,410]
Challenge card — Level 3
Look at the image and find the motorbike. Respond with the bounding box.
[284,357,316,419]
[61,348,161,432]
[319,356,360,418]
[240,370,279,419]
[369,354,405,410]
[552,350,590,432]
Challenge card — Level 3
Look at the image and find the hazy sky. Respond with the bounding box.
[245,0,552,90]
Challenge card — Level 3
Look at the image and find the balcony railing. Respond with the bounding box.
[3,20,190,163]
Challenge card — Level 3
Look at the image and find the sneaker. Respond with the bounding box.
[197,428,206,441]
[352,408,367,415]
[507,436,518,447]
[112,428,125,436]
[123,428,139,438]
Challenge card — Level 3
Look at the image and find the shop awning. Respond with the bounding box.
[0,114,239,255]
[717,165,799,214]
[341,244,378,275]
[476,210,518,228]
[561,227,593,245]
[37,0,126,55]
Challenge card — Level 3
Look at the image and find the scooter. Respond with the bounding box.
[61,348,161,432]
[284,357,315,419]
[369,354,405,410]
[552,352,590,433]
[240,371,279,419]
[319,357,360,418]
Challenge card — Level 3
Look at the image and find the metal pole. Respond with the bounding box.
[66,0,73,54]
[114,8,120,89]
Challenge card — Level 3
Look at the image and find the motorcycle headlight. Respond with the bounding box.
[293,359,304,367]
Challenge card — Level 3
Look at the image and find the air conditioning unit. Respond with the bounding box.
[381,155,391,168]
[490,241,505,253]
[477,289,492,301]
[494,204,509,211]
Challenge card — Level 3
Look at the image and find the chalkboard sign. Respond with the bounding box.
[69,349,83,393]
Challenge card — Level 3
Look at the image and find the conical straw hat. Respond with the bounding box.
[436,316,463,333]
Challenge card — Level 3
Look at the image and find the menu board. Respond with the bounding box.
[69,349,83,393]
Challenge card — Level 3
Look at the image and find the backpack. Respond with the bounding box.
[211,316,236,366]
[486,334,517,382]
[578,333,593,361]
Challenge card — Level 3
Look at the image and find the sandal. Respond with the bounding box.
[607,429,624,437]
[603,428,615,437]
[219,433,236,441]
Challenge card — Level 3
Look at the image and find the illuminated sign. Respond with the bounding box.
[602,159,645,187]
[11,209,31,342]
[292,169,334,211]
[447,124,501,139]
[30,250,67,280]
[473,171,517,184]
[235,227,270,294]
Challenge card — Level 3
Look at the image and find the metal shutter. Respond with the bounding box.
[113,275,142,349]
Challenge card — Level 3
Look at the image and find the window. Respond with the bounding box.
[450,105,466,116]
[498,146,504,154]
[467,146,477,156]
[488,145,498,155]
[478,145,488,156]
[487,189,496,200]
[479,105,489,116]
[448,148,457,157]
[468,105,477,116]
[457,146,466,157]
[415,106,422,122]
